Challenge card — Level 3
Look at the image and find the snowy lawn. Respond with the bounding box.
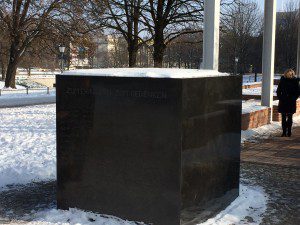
[0,105,56,188]
[0,104,280,225]
[0,81,26,90]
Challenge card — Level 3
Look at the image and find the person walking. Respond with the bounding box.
[276,69,299,137]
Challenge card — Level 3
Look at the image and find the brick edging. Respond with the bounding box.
[273,99,300,121]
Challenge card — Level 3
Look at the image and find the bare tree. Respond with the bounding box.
[0,25,9,80]
[164,32,203,68]
[220,0,262,73]
[275,1,299,72]
[0,0,97,88]
[141,0,204,67]
[107,34,129,67]
[89,0,144,67]
[0,0,62,87]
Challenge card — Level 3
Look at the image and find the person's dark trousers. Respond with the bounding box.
[281,113,293,137]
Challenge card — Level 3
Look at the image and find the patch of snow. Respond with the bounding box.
[61,68,229,78]
[16,80,47,88]
[0,95,56,108]
[16,74,56,80]
[273,100,279,106]
[242,100,268,114]
[243,85,278,96]
[4,184,267,225]
[242,81,261,86]
[0,105,56,189]
[15,208,143,225]
[241,115,300,143]
[242,74,281,84]
[0,81,25,90]
[199,184,268,225]
[0,82,56,107]
[0,90,56,108]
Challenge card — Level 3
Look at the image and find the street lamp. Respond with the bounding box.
[59,46,66,73]
[234,57,239,76]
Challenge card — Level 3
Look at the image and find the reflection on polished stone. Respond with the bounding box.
[56,74,242,225]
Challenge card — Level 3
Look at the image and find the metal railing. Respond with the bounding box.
[0,87,54,96]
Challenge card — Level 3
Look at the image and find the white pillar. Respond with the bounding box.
[203,0,220,71]
[262,0,277,108]
[297,10,300,78]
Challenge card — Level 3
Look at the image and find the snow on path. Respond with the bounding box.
[241,115,300,143]
[199,184,267,225]
[0,105,56,189]
[5,184,267,225]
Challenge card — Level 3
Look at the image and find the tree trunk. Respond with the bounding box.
[153,33,166,68]
[1,62,7,81]
[5,41,21,88]
[5,60,18,88]
[153,44,166,68]
[128,41,138,68]
[27,67,31,76]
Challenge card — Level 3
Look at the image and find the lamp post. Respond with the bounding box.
[59,46,66,73]
[297,4,300,78]
[234,57,239,75]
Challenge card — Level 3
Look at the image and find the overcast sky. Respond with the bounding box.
[257,0,299,12]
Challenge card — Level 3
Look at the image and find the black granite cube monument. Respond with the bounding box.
[56,69,242,225]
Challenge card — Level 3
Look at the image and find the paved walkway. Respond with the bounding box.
[242,127,300,167]
[241,127,300,224]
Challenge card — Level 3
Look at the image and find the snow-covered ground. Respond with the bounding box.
[242,85,278,96]
[0,105,56,188]
[242,74,281,84]
[200,185,267,225]
[0,81,26,90]
[0,101,286,224]
[0,103,291,188]
[241,100,300,143]
[16,80,48,88]
[242,115,300,143]
[0,81,55,107]
[0,104,271,225]
[4,184,267,225]
[241,99,300,143]
[242,100,268,114]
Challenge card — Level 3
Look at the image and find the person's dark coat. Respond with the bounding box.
[276,76,299,114]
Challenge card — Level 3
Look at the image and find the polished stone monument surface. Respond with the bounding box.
[56,68,242,225]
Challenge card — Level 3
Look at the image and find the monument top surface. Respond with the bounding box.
[61,68,229,79]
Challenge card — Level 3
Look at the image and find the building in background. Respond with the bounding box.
[69,43,90,70]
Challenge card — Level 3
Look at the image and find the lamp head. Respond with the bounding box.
[59,46,66,53]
